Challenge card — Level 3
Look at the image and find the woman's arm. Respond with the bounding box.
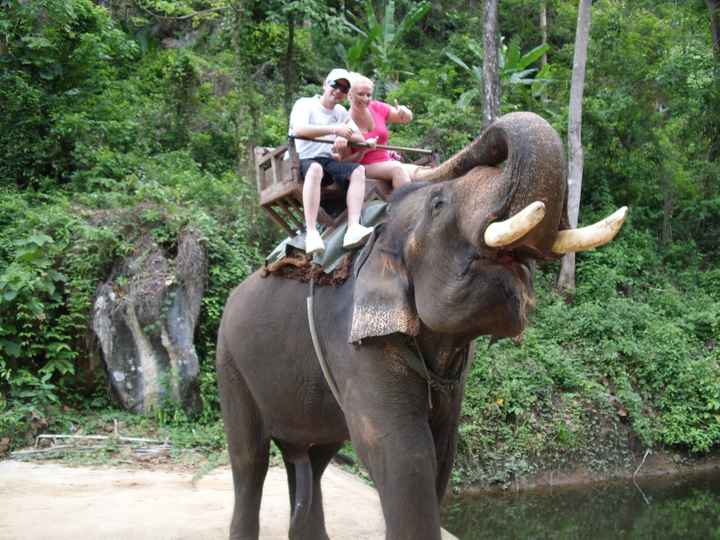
[386,100,413,124]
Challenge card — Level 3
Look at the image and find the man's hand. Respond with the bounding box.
[333,136,349,152]
[333,124,354,139]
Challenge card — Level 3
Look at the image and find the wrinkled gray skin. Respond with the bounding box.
[217,112,568,540]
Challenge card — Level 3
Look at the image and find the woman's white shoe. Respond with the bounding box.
[343,224,374,249]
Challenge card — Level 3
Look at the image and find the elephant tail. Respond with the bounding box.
[289,453,314,534]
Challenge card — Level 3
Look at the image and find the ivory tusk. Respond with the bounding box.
[484,201,546,247]
[552,206,629,254]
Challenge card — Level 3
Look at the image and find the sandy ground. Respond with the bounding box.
[0,460,457,540]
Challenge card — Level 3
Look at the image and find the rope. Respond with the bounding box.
[307,275,344,412]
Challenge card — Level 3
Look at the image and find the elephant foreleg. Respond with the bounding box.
[430,389,462,502]
[345,390,442,540]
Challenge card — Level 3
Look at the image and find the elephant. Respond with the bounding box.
[215,111,627,540]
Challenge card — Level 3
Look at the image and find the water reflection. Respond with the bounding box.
[442,471,720,539]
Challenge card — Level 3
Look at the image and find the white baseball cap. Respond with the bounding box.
[325,68,352,88]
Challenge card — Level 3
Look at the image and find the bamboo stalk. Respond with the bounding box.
[289,136,433,155]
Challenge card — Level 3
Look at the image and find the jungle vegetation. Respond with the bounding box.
[1,0,719,486]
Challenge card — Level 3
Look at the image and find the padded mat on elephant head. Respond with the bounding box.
[262,201,387,286]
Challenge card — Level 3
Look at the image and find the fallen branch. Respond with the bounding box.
[35,434,168,447]
[632,448,652,506]
[11,445,105,457]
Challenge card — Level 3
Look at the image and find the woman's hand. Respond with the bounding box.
[365,137,378,149]
[390,100,413,123]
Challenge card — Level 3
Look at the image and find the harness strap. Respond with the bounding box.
[307,275,345,412]
[409,337,469,410]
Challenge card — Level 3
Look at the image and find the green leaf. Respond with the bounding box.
[445,52,472,74]
[0,339,22,357]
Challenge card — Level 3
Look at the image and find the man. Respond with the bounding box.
[288,68,374,256]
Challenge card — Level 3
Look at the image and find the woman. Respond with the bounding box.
[345,74,418,189]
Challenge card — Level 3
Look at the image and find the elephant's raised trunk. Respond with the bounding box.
[417,112,568,258]
[417,112,627,258]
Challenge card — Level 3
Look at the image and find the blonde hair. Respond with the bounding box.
[349,73,374,93]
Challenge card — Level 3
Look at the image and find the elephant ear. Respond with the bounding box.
[349,227,419,343]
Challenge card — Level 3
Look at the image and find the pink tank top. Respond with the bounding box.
[359,101,392,165]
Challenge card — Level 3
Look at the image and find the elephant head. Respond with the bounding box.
[350,112,626,342]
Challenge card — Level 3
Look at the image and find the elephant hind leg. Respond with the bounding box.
[217,344,269,540]
[276,441,342,540]
[306,442,343,540]
[275,440,313,540]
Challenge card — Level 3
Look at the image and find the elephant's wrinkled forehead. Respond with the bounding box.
[388,182,434,216]
[455,165,507,214]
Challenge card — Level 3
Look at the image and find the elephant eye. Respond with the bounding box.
[431,197,444,215]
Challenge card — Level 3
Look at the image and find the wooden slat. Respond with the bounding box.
[259,181,301,207]
[263,204,295,236]
[277,199,305,231]
[271,154,282,186]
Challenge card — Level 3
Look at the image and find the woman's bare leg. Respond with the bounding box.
[363,161,412,190]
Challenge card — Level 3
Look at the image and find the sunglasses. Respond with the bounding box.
[330,81,350,93]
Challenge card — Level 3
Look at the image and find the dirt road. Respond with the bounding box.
[0,460,457,540]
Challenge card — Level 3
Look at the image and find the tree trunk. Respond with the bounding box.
[283,13,296,118]
[661,168,674,247]
[231,1,263,175]
[557,0,592,293]
[706,0,720,165]
[540,0,548,69]
[482,0,501,127]
[708,0,720,60]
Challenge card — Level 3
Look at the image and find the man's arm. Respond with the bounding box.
[293,124,354,139]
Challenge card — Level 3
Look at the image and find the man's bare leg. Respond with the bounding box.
[303,162,325,254]
[303,162,324,231]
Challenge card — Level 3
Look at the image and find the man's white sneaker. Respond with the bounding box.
[343,224,374,249]
[305,229,325,256]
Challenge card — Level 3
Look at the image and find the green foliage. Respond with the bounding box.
[0,0,138,187]
[1,0,719,481]
[339,0,431,97]
[446,36,552,113]
[457,223,720,485]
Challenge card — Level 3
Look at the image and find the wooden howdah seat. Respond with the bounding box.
[255,138,434,236]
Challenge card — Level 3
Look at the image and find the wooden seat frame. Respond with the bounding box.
[255,139,393,236]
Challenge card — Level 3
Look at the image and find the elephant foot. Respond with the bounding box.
[289,525,330,540]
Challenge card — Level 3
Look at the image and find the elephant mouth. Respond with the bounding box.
[494,250,533,291]
[495,250,529,272]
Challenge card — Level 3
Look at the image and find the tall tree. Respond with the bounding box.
[539,0,548,69]
[229,0,264,174]
[482,0,501,126]
[706,0,720,164]
[708,0,720,59]
[557,0,592,293]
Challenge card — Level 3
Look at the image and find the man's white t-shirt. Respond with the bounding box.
[288,96,356,160]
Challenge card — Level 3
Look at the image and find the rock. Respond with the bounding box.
[92,227,206,415]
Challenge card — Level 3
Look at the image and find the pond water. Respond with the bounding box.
[442,470,720,539]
